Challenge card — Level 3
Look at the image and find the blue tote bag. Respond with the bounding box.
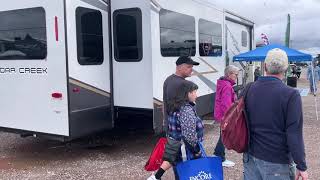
[176,143,223,180]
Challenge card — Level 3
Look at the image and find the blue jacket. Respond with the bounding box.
[245,76,307,171]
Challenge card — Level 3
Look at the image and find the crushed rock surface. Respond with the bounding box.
[0,68,319,180]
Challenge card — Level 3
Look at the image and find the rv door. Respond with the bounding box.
[0,0,69,136]
[225,19,252,85]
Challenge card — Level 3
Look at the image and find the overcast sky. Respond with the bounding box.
[209,0,320,54]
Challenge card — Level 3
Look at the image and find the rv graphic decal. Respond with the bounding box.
[0,67,48,74]
[69,78,110,97]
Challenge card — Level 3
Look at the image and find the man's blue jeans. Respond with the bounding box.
[243,153,295,180]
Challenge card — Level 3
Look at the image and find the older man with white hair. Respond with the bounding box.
[243,48,308,180]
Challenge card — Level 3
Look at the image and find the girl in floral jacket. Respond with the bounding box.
[148,81,204,180]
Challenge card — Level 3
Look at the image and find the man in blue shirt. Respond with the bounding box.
[243,48,308,180]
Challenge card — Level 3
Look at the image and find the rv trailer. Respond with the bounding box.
[0,0,254,141]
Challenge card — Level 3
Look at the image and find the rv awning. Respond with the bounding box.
[233,44,313,62]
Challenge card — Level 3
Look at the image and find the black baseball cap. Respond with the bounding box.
[176,56,200,66]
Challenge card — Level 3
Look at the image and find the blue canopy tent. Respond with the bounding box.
[233,44,318,120]
[233,44,312,62]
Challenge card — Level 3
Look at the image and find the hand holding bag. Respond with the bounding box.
[176,143,223,180]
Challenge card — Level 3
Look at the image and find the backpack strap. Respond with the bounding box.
[240,82,254,152]
[240,82,254,100]
[181,142,187,161]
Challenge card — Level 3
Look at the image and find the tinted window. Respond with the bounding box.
[113,8,142,62]
[0,7,47,60]
[242,31,248,47]
[199,19,222,57]
[160,9,196,57]
[76,7,103,65]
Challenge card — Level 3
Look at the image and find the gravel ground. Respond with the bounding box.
[0,68,319,180]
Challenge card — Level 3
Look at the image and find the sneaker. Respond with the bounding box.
[147,174,159,180]
[222,159,235,167]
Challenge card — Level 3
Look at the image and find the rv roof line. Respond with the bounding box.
[80,0,108,11]
[224,10,255,25]
[191,0,223,12]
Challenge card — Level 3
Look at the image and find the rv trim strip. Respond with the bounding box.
[192,69,217,91]
[191,70,217,76]
[189,57,219,76]
[107,0,115,128]
[153,98,163,106]
[197,57,219,73]
[225,16,254,28]
[192,0,223,12]
[0,127,67,141]
[55,16,59,41]
[150,0,162,10]
[79,0,108,12]
[69,78,111,97]
[70,105,109,113]
[224,10,254,25]
[64,0,71,139]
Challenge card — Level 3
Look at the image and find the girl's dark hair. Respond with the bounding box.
[167,81,198,113]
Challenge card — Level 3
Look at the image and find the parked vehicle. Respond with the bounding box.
[0,0,255,141]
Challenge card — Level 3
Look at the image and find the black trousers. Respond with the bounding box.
[214,128,226,161]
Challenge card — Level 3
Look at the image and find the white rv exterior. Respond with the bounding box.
[0,0,254,140]
[225,10,255,84]
[0,0,70,137]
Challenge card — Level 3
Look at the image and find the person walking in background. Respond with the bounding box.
[316,57,320,82]
[148,81,204,180]
[291,64,297,77]
[254,66,261,81]
[243,48,308,180]
[213,65,240,167]
[307,61,319,96]
[296,66,302,79]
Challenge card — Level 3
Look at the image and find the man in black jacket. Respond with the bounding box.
[244,48,308,180]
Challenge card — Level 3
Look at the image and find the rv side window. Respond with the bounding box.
[199,19,222,57]
[76,7,104,65]
[113,8,143,62]
[160,9,196,57]
[0,7,47,60]
[241,31,248,47]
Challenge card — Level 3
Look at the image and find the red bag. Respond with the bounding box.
[221,83,252,153]
[144,137,167,171]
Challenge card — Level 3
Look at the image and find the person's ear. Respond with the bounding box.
[264,64,268,72]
